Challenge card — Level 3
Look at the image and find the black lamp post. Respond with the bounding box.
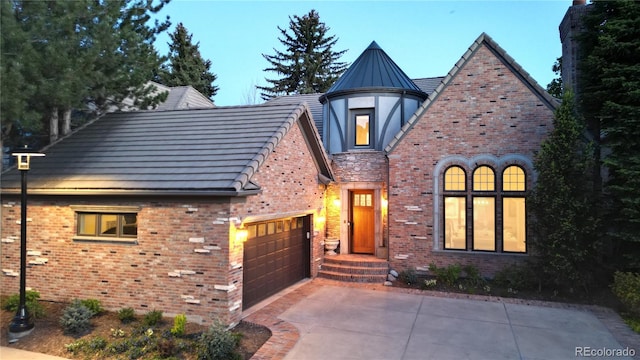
[8,149,44,339]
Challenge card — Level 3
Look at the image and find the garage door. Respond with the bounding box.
[243,215,310,310]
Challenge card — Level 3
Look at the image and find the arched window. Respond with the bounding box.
[441,164,527,253]
[472,166,496,251]
[502,166,526,252]
[443,166,466,249]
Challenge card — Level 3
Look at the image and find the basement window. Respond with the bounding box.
[71,205,140,243]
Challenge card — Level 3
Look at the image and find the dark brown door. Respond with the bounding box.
[350,190,375,254]
[243,216,310,310]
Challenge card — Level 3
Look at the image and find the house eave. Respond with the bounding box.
[0,188,262,197]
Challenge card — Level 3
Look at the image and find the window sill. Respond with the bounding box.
[73,236,138,244]
[433,249,527,256]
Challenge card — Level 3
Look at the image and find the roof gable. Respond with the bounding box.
[386,33,559,153]
[1,103,332,196]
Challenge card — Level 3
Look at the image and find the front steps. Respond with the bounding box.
[318,254,389,283]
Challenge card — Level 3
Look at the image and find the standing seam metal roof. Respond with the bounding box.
[324,41,425,95]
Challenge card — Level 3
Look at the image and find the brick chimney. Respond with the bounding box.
[573,0,586,5]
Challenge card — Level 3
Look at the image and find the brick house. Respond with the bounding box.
[1,33,556,324]
[1,104,332,325]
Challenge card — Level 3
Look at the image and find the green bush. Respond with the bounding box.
[398,267,418,285]
[80,299,104,316]
[143,309,163,327]
[462,264,486,288]
[429,263,461,287]
[611,271,640,317]
[197,321,242,360]
[117,307,136,323]
[171,313,187,336]
[60,299,93,335]
[1,290,46,318]
[492,264,537,291]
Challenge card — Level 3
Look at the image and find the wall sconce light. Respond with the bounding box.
[235,228,248,243]
[381,198,388,208]
[332,198,341,208]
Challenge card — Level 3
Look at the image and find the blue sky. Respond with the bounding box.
[153,1,571,106]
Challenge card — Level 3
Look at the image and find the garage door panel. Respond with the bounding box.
[243,216,310,310]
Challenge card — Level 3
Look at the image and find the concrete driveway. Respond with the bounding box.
[279,285,638,360]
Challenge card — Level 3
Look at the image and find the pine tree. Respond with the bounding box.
[1,0,171,147]
[159,23,218,100]
[528,92,602,291]
[258,10,347,101]
[579,0,640,268]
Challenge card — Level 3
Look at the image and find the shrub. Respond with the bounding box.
[171,313,187,336]
[493,264,537,291]
[197,321,242,360]
[118,307,136,323]
[87,336,108,352]
[462,264,486,288]
[611,271,640,317]
[60,299,93,335]
[143,309,163,327]
[1,290,46,318]
[398,267,418,285]
[429,263,461,287]
[80,299,104,316]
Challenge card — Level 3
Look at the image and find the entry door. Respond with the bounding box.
[350,190,375,254]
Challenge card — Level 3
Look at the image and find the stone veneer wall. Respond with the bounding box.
[387,45,555,277]
[326,151,389,252]
[1,196,236,325]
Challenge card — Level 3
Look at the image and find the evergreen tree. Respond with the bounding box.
[159,23,218,100]
[258,10,347,101]
[528,92,602,292]
[1,0,170,147]
[546,57,563,99]
[579,0,640,268]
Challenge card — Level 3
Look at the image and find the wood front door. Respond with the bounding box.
[350,190,375,254]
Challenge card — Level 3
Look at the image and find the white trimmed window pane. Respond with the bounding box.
[503,198,526,252]
[444,197,466,249]
[473,197,495,251]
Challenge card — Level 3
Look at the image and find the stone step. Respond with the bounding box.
[320,263,388,275]
[322,256,389,268]
[317,270,388,283]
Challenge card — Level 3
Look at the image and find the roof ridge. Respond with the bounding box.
[385,32,558,153]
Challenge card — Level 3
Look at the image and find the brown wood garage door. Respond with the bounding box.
[243,215,310,310]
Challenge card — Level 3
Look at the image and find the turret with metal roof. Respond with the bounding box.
[319,41,428,153]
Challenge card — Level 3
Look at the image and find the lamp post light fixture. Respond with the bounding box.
[8,149,45,339]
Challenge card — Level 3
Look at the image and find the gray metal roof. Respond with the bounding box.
[323,41,426,97]
[1,103,332,196]
[266,94,324,137]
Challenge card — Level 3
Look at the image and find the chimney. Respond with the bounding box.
[573,0,586,5]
